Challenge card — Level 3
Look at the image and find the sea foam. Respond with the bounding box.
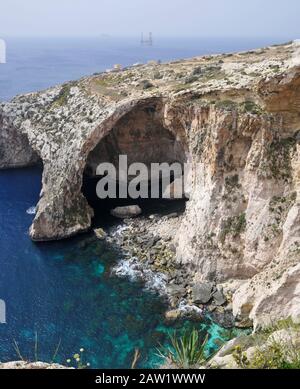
[26,206,36,215]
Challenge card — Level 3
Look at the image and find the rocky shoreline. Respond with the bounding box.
[1,41,299,329]
[0,361,71,369]
[96,209,236,329]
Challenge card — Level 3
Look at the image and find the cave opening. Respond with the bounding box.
[81,102,188,227]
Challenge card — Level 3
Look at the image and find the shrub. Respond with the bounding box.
[233,339,300,369]
[215,100,237,111]
[158,329,209,369]
[220,213,246,242]
[240,101,263,115]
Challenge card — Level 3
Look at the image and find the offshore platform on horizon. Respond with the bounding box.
[141,32,153,46]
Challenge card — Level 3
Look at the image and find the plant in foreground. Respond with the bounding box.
[66,348,90,369]
[131,348,141,369]
[12,332,62,364]
[157,329,209,369]
[233,337,300,369]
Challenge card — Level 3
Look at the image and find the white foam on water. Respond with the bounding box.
[112,255,167,295]
[109,224,130,241]
[178,300,203,315]
[26,206,36,215]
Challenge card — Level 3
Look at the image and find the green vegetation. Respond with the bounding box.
[215,99,237,111]
[90,76,123,100]
[240,100,263,115]
[269,192,297,213]
[157,329,209,369]
[173,65,225,92]
[66,348,90,369]
[220,213,247,243]
[231,318,300,369]
[262,317,300,335]
[52,84,72,107]
[173,83,193,92]
[201,65,225,81]
[267,137,296,181]
[153,71,163,80]
[233,338,300,369]
[263,192,297,242]
[269,64,281,73]
[215,99,263,115]
[248,72,261,78]
[225,174,241,190]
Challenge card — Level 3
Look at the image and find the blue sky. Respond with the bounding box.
[0,0,299,39]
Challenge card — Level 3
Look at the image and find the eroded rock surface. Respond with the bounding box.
[1,41,300,327]
[0,361,71,369]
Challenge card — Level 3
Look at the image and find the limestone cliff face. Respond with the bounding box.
[0,105,39,168]
[0,41,299,327]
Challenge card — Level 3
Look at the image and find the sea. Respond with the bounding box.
[0,36,277,367]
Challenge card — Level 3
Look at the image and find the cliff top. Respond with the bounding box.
[1,40,299,136]
[2,40,299,107]
[83,40,300,102]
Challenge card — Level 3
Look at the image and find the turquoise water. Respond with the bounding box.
[0,37,260,367]
[0,167,236,368]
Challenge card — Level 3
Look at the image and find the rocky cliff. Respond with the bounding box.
[0,41,299,328]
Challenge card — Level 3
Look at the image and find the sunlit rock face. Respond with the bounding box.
[0,41,300,327]
[85,102,186,178]
[0,110,39,168]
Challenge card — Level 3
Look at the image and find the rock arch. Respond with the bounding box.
[29,97,188,241]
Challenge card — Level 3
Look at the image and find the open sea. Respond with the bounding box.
[0,36,273,367]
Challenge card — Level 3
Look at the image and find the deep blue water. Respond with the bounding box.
[0,37,261,367]
[0,167,233,368]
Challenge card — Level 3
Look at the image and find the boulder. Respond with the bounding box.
[210,307,235,328]
[94,228,107,240]
[165,309,182,321]
[213,289,227,306]
[110,205,142,219]
[192,282,214,304]
[167,284,186,298]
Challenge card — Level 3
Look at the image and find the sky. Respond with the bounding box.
[0,0,299,39]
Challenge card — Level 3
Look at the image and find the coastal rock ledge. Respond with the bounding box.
[1,42,300,328]
[0,361,71,369]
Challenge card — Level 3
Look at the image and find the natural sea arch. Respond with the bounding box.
[29,97,189,241]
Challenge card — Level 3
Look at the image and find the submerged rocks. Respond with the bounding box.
[110,205,142,219]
